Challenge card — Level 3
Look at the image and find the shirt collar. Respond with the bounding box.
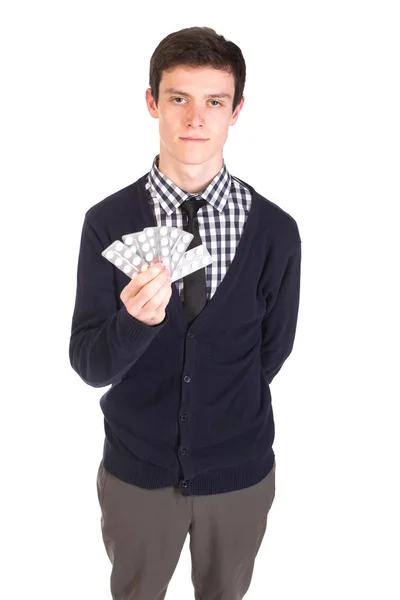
[147,154,231,216]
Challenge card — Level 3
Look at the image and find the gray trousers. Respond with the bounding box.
[96,458,276,600]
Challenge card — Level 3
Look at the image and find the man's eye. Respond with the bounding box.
[172,98,221,107]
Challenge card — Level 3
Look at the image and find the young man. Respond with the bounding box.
[69,26,301,600]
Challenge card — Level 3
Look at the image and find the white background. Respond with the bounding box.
[1,1,399,598]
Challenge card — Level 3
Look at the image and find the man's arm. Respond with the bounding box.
[69,215,167,388]
[260,242,302,385]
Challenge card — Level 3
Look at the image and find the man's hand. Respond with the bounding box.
[120,263,173,326]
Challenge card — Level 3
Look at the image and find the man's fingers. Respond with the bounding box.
[119,262,173,326]
[135,269,170,306]
[120,263,166,303]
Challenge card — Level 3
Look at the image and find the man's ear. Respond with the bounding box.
[145,88,159,119]
[230,95,245,126]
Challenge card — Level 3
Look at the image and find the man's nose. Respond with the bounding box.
[187,105,205,127]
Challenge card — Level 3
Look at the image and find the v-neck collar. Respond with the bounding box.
[135,174,261,332]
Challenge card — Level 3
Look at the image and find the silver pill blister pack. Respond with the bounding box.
[103,226,213,282]
[122,227,193,275]
[121,232,147,262]
[170,243,213,282]
[101,240,149,277]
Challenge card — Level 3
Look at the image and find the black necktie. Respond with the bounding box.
[180,197,208,324]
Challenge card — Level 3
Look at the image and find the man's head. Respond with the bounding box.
[145,27,246,168]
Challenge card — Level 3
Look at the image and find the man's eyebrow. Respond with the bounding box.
[163,87,232,100]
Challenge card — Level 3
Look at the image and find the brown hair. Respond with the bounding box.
[149,27,246,113]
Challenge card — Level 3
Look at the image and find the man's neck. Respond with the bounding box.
[157,149,223,194]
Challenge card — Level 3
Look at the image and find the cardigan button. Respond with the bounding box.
[180,480,189,488]
[183,375,191,383]
[180,414,188,422]
[187,331,194,338]
[179,448,187,456]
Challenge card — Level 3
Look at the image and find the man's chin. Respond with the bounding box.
[173,150,212,166]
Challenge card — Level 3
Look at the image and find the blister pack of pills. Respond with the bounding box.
[170,243,213,283]
[122,227,193,275]
[102,226,213,282]
[101,240,150,278]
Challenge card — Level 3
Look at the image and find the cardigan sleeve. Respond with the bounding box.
[260,242,302,385]
[69,215,168,388]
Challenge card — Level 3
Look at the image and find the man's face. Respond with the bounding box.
[146,65,244,166]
